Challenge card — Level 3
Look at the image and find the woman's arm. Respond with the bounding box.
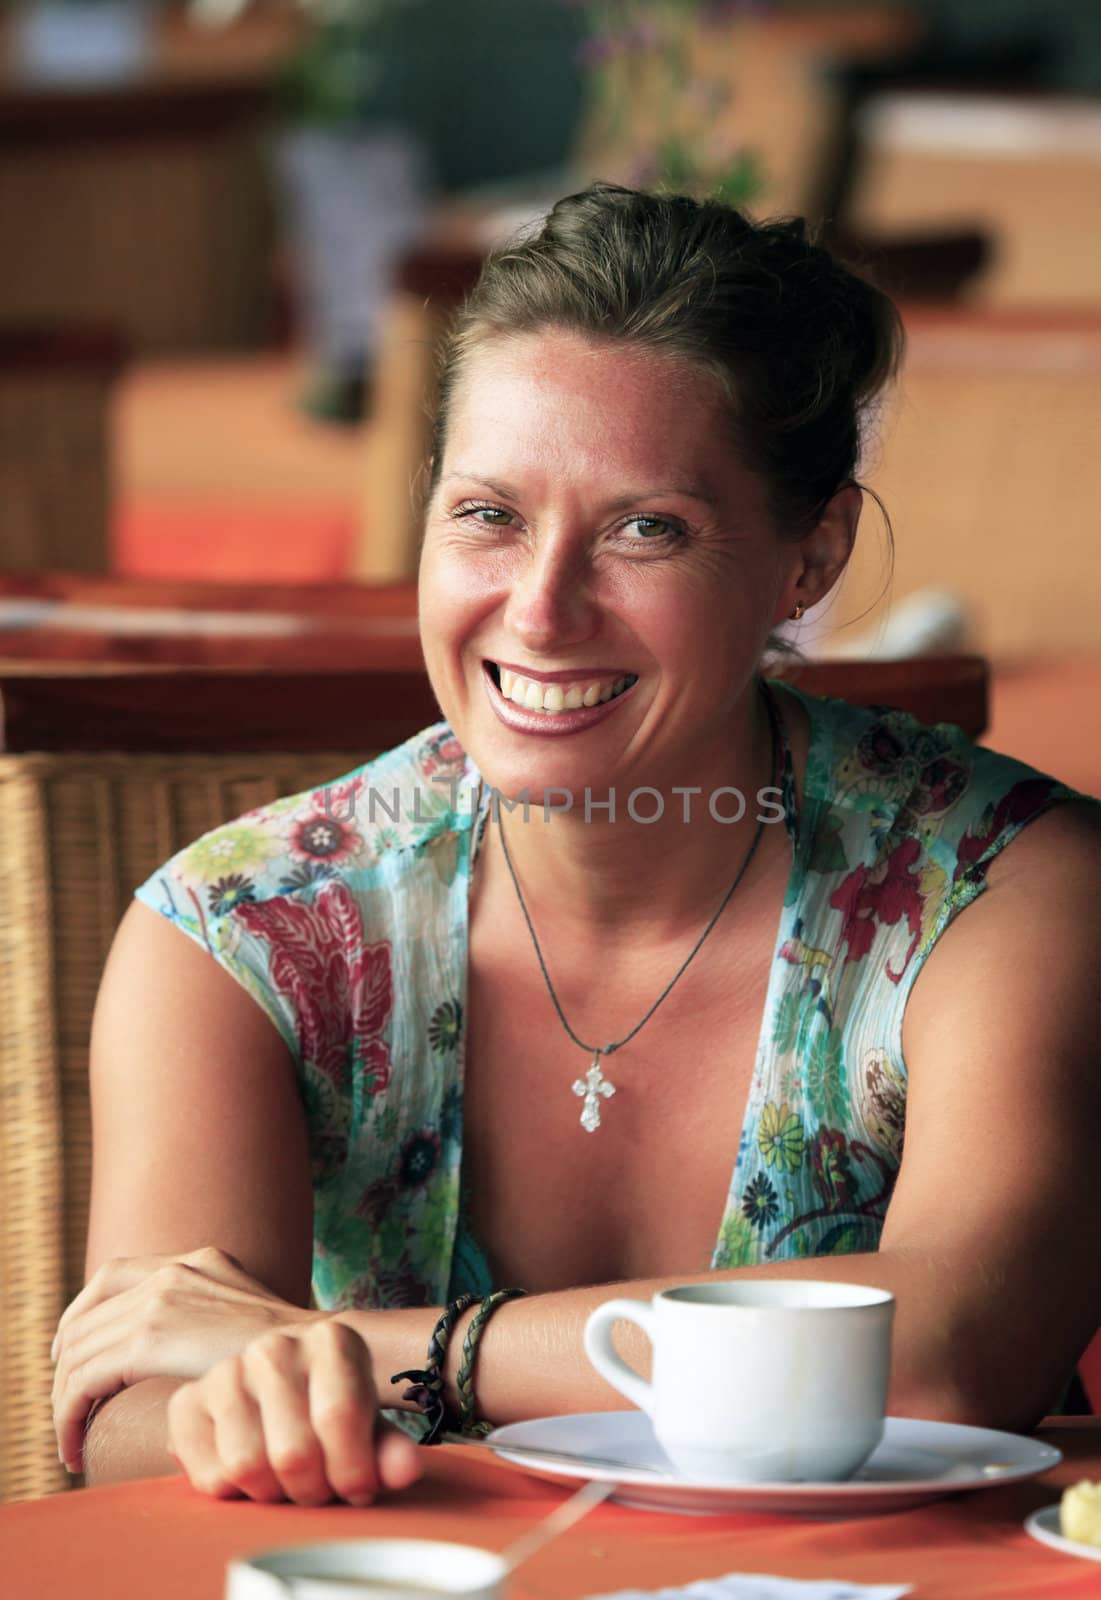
[80,1379,187,1486]
[59,900,317,1481]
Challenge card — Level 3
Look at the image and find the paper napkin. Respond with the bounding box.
[588,1578,911,1600]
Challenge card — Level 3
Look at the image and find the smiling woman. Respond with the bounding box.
[52,184,1101,1506]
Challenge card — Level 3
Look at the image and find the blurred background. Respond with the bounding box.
[1,0,1099,785]
[4,1,1101,1505]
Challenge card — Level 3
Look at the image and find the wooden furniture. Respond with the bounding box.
[0,10,300,353]
[1,1421,1100,1598]
[0,656,990,749]
[0,576,990,744]
[355,237,492,582]
[853,92,1101,309]
[0,326,125,573]
[838,308,1101,660]
[0,572,420,616]
[0,574,424,671]
[0,654,987,1502]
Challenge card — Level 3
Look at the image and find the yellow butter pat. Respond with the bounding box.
[1060,1480,1101,1546]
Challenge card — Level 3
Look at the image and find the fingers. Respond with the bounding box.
[376,1426,424,1492]
[306,1321,408,1507]
[52,1247,250,1360]
[51,1249,288,1471]
[169,1321,405,1507]
[52,1256,162,1362]
[51,1271,206,1470]
[247,1333,333,1507]
[168,1384,240,1501]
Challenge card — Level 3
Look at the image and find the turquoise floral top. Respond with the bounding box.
[134,683,1090,1312]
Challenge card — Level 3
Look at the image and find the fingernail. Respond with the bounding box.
[50,1337,58,1362]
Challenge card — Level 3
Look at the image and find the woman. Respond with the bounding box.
[51,185,1101,1506]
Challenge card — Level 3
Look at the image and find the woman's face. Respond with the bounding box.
[418,328,803,803]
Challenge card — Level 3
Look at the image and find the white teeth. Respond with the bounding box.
[493,666,636,714]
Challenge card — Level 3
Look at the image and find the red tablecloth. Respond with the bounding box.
[2,1421,1099,1600]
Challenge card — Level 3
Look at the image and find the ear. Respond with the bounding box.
[774,484,862,623]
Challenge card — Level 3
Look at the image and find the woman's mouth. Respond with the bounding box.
[485,661,638,716]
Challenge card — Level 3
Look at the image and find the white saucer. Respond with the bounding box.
[485,1412,1062,1516]
[1025,1505,1101,1562]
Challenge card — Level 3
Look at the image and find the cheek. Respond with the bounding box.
[418,543,497,679]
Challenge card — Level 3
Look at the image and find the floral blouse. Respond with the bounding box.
[134,683,1089,1311]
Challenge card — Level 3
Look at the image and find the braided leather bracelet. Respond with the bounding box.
[390,1288,528,1443]
[455,1287,528,1435]
[390,1294,479,1444]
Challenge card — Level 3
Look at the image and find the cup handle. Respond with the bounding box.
[583,1297,657,1414]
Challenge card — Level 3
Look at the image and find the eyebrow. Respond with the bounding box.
[440,472,718,509]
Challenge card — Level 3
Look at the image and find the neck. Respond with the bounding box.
[480,685,781,945]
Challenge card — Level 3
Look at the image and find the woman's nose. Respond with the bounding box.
[504,542,599,653]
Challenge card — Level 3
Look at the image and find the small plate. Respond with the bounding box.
[485,1412,1062,1516]
[1025,1505,1101,1562]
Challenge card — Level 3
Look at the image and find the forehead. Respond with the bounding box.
[443,328,743,490]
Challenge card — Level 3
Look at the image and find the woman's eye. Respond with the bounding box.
[622,515,683,542]
[453,502,514,528]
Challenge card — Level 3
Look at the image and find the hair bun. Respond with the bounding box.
[431,182,904,541]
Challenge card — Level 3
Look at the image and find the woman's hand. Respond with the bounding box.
[167,1318,423,1505]
[52,1246,318,1473]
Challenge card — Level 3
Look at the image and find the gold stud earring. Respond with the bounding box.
[789,602,806,622]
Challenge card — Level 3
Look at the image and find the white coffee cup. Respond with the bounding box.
[584,1280,894,1483]
[225,1538,508,1599]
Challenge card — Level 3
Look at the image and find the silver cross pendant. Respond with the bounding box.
[572,1052,616,1133]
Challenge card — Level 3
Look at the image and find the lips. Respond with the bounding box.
[481,660,638,733]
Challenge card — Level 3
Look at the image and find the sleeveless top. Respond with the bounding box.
[133,682,1092,1311]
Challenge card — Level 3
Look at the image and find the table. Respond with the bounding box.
[0,574,424,672]
[1,1421,1099,1599]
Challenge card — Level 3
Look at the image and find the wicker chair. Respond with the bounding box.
[0,659,990,1501]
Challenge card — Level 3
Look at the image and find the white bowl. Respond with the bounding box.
[226,1538,508,1599]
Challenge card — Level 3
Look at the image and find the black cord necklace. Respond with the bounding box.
[495,684,780,1132]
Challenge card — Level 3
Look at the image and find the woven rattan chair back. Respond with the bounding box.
[0,750,366,1503]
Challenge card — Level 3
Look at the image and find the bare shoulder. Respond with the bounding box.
[981,793,1101,893]
[101,898,286,1029]
[903,793,1101,1082]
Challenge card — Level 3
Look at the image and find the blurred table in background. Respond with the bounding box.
[0,8,301,353]
[0,573,423,671]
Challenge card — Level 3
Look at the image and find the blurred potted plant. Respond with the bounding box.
[571,0,767,206]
